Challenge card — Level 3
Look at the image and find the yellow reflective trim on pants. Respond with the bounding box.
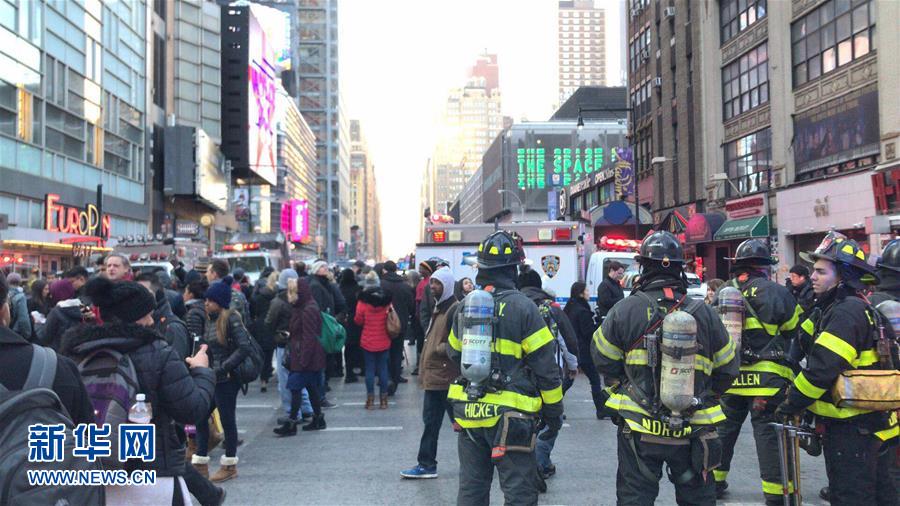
[725,387,781,396]
[713,338,736,368]
[449,330,461,351]
[740,360,796,381]
[522,327,554,355]
[690,405,726,424]
[815,331,857,364]
[853,350,879,367]
[455,416,500,428]
[746,317,779,336]
[780,305,803,332]
[762,480,794,495]
[713,470,728,482]
[876,412,898,441]
[541,386,563,404]
[606,391,651,417]
[808,400,871,419]
[801,318,815,336]
[794,372,826,400]
[492,338,522,359]
[447,384,542,413]
[593,327,624,360]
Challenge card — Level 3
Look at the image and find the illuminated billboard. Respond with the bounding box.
[246,5,286,186]
[281,199,310,243]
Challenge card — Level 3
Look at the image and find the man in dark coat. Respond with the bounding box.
[380,261,416,391]
[595,260,625,323]
[787,264,816,311]
[137,273,191,361]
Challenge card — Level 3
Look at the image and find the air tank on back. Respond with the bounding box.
[459,290,495,398]
[718,286,745,355]
[660,310,698,429]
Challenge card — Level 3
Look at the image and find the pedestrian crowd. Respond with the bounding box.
[2,229,898,506]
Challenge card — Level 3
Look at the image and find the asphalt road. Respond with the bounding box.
[209,347,829,506]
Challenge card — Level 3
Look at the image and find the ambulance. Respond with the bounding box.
[415,221,593,303]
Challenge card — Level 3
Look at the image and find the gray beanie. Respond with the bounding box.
[362,271,380,290]
[311,261,329,276]
[278,269,299,290]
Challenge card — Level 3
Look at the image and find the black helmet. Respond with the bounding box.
[636,231,683,265]
[877,239,900,273]
[726,239,775,265]
[800,232,878,288]
[477,231,525,270]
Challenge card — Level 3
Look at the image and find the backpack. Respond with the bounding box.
[319,312,347,354]
[230,314,264,386]
[77,347,141,469]
[0,345,104,505]
[537,300,563,367]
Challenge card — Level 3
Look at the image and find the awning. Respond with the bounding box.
[714,216,769,241]
[685,212,727,244]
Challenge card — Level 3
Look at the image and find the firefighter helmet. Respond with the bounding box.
[800,232,878,288]
[877,239,900,273]
[636,231,684,266]
[476,231,525,270]
[726,238,775,265]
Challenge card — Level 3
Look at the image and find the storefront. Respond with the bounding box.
[0,194,113,276]
[684,212,727,280]
[776,172,875,279]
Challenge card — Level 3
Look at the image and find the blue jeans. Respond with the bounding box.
[364,350,390,396]
[276,347,311,416]
[536,425,558,471]
[196,377,241,458]
[417,389,454,468]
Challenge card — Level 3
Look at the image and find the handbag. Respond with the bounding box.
[386,305,402,339]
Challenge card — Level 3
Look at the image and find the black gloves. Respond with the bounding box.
[538,415,563,441]
[774,400,804,421]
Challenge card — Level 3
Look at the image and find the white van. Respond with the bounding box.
[585,251,637,306]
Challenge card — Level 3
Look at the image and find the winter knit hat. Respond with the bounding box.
[204,276,233,309]
[49,279,76,304]
[278,269,299,290]
[362,271,380,290]
[418,260,434,276]
[84,276,156,324]
[311,261,329,276]
[6,272,21,285]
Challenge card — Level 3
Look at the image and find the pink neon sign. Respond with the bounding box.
[281,199,309,243]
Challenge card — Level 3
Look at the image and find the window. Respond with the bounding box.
[721,0,767,44]
[722,42,768,120]
[629,27,650,73]
[724,128,771,197]
[792,0,875,87]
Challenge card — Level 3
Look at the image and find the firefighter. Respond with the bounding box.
[447,231,564,506]
[593,230,739,505]
[776,233,898,506]
[869,238,900,306]
[714,238,803,503]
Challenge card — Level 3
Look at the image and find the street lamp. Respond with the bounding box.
[498,189,525,222]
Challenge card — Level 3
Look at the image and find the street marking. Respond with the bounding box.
[324,426,403,432]
[563,423,571,428]
[236,404,278,409]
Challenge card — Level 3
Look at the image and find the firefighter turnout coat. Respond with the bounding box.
[447,288,564,428]
[592,282,739,438]
[786,285,899,441]
[725,274,803,397]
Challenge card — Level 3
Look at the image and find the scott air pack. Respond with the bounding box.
[660,310,700,430]
[717,286,744,356]
[875,300,900,369]
[459,289,495,400]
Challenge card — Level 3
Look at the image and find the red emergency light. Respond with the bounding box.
[599,236,641,252]
[129,253,139,261]
[1,256,10,264]
[223,242,260,252]
[554,228,572,241]
[431,230,447,243]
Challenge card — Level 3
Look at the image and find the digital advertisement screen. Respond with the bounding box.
[196,129,228,213]
[247,5,289,186]
[504,123,627,212]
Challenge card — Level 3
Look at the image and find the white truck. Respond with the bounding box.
[416,221,593,304]
[219,232,291,283]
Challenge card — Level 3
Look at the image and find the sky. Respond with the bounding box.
[340,0,624,259]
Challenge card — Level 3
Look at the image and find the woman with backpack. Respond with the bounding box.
[354,271,393,410]
[61,276,221,505]
[191,276,253,483]
[273,277,325,436]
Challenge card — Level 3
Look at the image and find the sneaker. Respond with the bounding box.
[321,399,337,409]
[397,376,409,384]
[400,465,438,479]
[541,464,556,479]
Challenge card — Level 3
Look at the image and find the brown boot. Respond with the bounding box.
[191,455,210,479]
[210,456,238,483]
[365,394,375,410]
[185,437,197,461]
[380,394,389,409]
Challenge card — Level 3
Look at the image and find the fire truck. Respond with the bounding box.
[115,236,209,277]
[416,221,593,303]
[218,232,291,283]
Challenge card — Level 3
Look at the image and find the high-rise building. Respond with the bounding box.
[297,0,346,260]
[431,55,503,212]
[558,0,607,104]
[349,120,381,261]
[626,0,898,283]
[0,0,150,275]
